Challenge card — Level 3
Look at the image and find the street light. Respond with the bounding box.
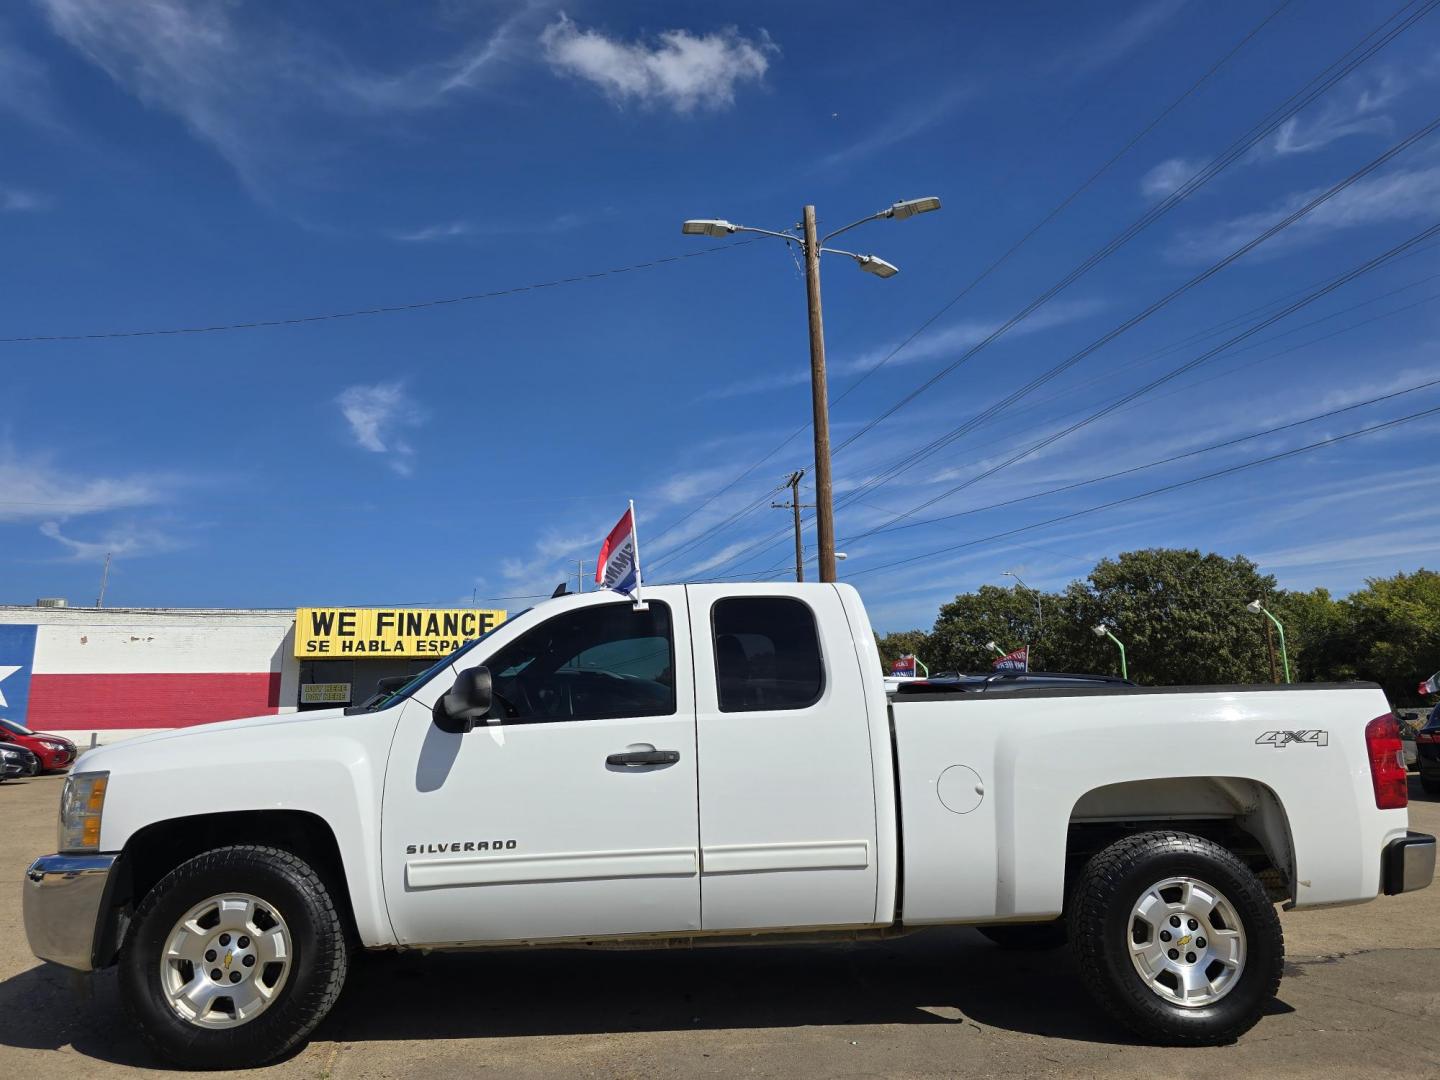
[682,195,943,583]
[1246,599,1291,684]
[1092,624,1128,680]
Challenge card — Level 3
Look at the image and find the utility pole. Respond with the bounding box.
[802,206,838,584]
[681,197,941,586]
[96,552,112,608]
[771,470,810,582]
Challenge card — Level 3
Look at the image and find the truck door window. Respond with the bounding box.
[484,602,676,723]
[711,597,824,712]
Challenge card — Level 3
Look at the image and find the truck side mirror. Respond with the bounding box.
[433,666,493,734]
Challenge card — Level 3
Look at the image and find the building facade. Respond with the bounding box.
[0,603,505,737]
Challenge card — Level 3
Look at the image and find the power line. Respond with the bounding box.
[640,0,1301,552]
[849,218,1440,536]
[704,119,1440,579]
[845,374,1440,541]
[830,112,1440,518]
[845,404,1440,579]
[831,0,1437,459]
[652,0,1434,569]
[0,240,757,344]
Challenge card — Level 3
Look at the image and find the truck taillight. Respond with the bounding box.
[1365,713,1408,810]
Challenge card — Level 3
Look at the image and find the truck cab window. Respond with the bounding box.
[484,602,675,723]
[712,597,824,712]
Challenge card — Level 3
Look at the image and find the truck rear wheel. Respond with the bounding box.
[119,844,349,1069]
[1068,830,1283,1045]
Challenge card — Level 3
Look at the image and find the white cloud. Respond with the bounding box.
[539,14,776,113]
[704,297,1107,400]
[1139,157,1200,201]
[1268,70,1402,157]
[336,381,422,475]
[1167,165,1440,263]
[0,448,174,523]
[0,185,50,212]
[1048,0,1188,76]
[390,210,588,244]
[819,86,972,171]
[36,0,544,192]
[39,519,184,561]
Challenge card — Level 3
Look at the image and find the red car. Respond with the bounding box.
[0,718,77,773]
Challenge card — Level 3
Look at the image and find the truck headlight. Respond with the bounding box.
[59,771,109,852]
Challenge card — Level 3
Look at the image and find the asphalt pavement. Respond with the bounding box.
[2,771,1436,1078]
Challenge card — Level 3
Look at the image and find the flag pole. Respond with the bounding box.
[629,499,647,611]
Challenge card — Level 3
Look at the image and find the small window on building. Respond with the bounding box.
[712,597,824,712]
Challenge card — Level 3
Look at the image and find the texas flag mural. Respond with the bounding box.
[0,618,282,731]
[596,501,644,600]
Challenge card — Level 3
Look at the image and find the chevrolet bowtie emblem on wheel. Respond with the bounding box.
[223,952,232,970]
[1177,934,1192,948]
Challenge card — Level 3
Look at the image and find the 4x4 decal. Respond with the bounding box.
[1256,730,1329,748]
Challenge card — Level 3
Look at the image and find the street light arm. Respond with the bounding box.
[820,211,888,245]
[732,224,803,245]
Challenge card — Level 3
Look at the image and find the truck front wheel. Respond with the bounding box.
[118,844,349,1069]
[1068,830,1283,1045]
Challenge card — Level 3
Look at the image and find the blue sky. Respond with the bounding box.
[1,0,1437,631]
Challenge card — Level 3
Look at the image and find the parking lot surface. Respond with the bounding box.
[2,772,1437,1078]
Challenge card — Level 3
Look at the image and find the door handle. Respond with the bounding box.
[606,749,680,767]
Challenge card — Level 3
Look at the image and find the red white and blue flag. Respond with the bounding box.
[993,646,1029,672]
[596,502,644,598]
[1421,670,1439,697]
[891,656,917,677]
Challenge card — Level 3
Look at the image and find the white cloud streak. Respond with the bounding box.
[704,298,1107,400]
[0,448,174,523]
[0,185,50,211]
[336,381,422,475]
[39,519,184,561]
[539,14,775,113]
[36,0,546,192]
[1167,165,1440,263]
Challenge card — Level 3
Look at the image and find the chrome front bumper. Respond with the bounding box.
[23,853,118,971]
[1383,831,1436,896]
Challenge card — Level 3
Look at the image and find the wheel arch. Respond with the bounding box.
[97,810,359,968]
[1065,777,1296,904]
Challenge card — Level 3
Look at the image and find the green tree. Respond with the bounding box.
[1063,549,1279,685]
[876,629,933,673]
[1271,587,1352,683]
[1342,569,1440,706]
[929,584,1058,674]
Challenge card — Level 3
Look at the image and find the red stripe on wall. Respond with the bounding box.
[27,672,282,729]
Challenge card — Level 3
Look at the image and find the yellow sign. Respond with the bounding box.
[295,608,507,659]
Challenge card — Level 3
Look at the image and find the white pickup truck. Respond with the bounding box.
[24,583,1435,1069]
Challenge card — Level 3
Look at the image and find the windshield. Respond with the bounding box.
[351,610,529,714]
[0,717,32,737]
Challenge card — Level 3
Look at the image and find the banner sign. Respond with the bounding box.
[993,646,1029,672]
[597,501,644,598]
[1421,670,1439,696]
[300,682,352,705]
[295,608,506,658]
[891,656,917,677]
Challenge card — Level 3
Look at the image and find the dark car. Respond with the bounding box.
[0,718,77,773]
[0,740,41,780]
[1417,705,1440,796]
[893,670,1136,695]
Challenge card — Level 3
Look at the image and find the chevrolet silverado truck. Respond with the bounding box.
[23,583,1436,1069]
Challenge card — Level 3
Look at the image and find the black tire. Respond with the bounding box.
[1068,830,1283,1045]
[119,845,349,1069]
[976,920,1068,950]
[1421,774,1440,797]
